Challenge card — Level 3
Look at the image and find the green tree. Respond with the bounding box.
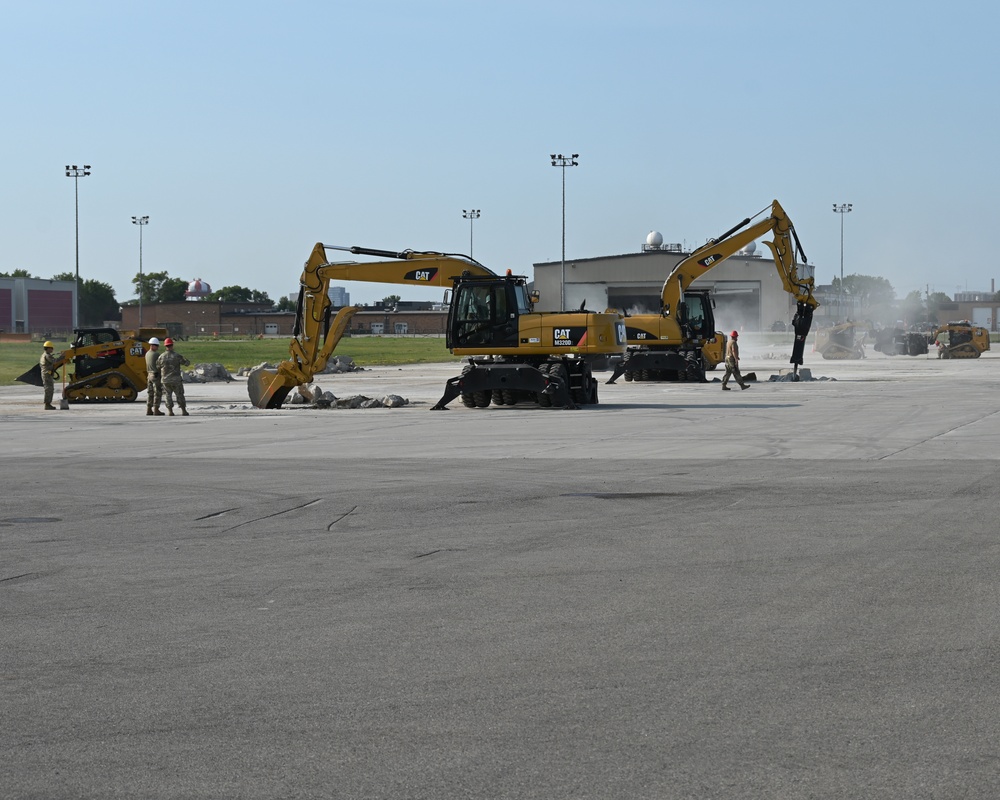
[52,272,119,326]
[899,290,926,325]
[131,271,188,304]
[835,274,896,308]
[275,295,296,312]
[204,285,273,305]
[381,294,402,308]
[0,268,34,278]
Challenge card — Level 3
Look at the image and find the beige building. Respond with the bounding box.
[533,239,819,333]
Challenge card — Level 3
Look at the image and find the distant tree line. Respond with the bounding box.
[829,273,970,326]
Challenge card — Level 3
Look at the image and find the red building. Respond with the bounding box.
[0,277,77,335]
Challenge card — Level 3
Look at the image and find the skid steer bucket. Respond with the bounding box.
[16,364,44,387]
[247,366,296,409]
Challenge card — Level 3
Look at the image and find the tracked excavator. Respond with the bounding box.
[934,321,991,358]
[247,243,627,410]
[606,200,819,384]
[16,327,166,402]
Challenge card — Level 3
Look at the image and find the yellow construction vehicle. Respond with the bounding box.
[247,243,627,410]
[606,200,819,384]
[16,327,164,402]
[815,321,869,359]
[934,321,990,358]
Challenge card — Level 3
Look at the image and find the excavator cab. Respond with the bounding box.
[447,275,527,350]
[678,293,714,343]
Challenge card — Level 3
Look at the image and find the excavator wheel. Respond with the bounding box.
[623,370,634,382]
[491,389,506,406]
[472,390,491,408]
[536,363,553,408]
[547,363,570,408]
[685,352,705,382]
[501,389,518,406]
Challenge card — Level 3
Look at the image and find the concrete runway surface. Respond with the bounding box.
[3,344,1000,799]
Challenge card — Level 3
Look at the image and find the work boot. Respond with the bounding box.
[740,383,751,390]
[181,409,189,417]
[722,386,731,391]
[167,408,174,416]
[154,409,165,416]
[146,408,154,416]
[44,403,56,410]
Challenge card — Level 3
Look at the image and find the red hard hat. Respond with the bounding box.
[731,330,739,338]
[164,338,174,346]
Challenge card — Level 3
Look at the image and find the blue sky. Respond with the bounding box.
[2,0,997,307]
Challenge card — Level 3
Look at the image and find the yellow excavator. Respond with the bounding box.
[248,243,627,410]
[606,199,819,384]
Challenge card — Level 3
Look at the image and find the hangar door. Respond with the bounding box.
[710,282,760,332]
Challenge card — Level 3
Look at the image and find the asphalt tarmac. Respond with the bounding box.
[3,344,999,799]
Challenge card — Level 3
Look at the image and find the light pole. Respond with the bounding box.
[462,209,480,258]
[550,153,579,311]
[832,203,852,321]
[65,164,91,327]
[132,216,149,326]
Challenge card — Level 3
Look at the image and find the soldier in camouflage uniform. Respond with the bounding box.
[159,338,191,416]
[39,341,59,410]
[145,337,165,416]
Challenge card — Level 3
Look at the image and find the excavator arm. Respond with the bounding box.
[662,199,818,369]
[248,244,500,408]
[660,199,817,314]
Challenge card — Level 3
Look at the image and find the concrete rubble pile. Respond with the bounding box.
[236,356,363,378]
[289,382,408,410]
[767,368,834,382]
[182,363,235,383]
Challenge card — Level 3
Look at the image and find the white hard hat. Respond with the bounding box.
[148,337,160,346]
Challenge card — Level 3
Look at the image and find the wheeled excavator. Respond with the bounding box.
[606,200,819,384]
[247,243,627,410]
[17,327,166,402]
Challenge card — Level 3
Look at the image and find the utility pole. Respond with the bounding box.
[551,153,579,311]
[132,216,149,326]
[65,165,91,327]
[462,209,480,258]
[833,203,853,321]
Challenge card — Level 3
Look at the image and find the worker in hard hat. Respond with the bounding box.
[721,330,750,391]
[39,341,59,409]
[145,337,165,416]
[159,338,191,416]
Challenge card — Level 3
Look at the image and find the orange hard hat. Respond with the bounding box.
[731,330,739,338]
[164,338,174,346]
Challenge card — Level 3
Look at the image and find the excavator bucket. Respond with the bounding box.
[247,366,296,409]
